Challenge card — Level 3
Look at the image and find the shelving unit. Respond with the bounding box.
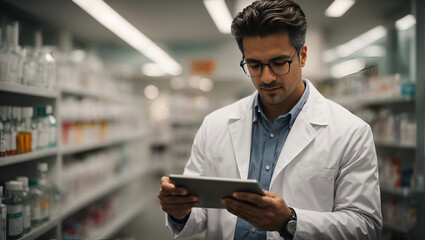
[0,80,150,239]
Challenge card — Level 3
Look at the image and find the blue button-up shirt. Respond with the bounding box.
[234,80,309,240]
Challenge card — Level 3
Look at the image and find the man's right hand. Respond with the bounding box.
[158,176,199,220]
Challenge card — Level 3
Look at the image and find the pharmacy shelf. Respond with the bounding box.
[0,147,59,167]
[0,82,59,98]
[60,132,147,155]
[381,187,423,197]
[374,140,416,149]
[60,87,141,105]
[61,166,147,219]
[383,221,410,234]
[330,95,414,108]
[87,200,147,240]
[19,216,60,240]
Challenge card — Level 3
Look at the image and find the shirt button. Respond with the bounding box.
[265,165,271,170]
[251,228,256,233]
[270,133,275,138]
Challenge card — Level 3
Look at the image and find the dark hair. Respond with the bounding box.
[231,0,307,54]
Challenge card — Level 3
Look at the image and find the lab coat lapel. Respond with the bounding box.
[228,93,256,180]
[270,81,328,185]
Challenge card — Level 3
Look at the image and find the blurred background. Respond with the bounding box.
[0,0,423,239]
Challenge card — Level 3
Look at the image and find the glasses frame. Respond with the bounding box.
[240,48,300,77]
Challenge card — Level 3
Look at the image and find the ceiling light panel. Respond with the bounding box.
[325,0,355,18]
[203,0,233,34]
[72,0,182,76]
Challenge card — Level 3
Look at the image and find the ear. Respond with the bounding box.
[300,45,307,67]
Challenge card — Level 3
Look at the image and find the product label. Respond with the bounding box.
[4,133,11,152]
[49,127,57,146]
[31,130,38,150]
[7,205,23,237]
[23,205,31,229]
[31,203,42,221]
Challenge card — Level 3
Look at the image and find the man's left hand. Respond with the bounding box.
[221,190,292,231]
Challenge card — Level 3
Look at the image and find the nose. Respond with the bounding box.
[260,64,276,84]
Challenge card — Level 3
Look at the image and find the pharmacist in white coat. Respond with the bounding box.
[158,0,382,239]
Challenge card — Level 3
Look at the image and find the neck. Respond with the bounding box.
[261,81,305,123]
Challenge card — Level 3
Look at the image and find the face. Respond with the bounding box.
[242,32,307,109]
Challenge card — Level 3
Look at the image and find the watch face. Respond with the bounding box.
[286,220,297,235]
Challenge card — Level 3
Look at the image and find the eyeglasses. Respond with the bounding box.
[240,48,300,77]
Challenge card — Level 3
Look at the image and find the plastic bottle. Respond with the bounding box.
[0,27,9,82]
[4,107,13,156]
[7,23,23,84]
[0,120,4,157]
[0,107,10,157]
[22,107,33,153]
[28,179,43,227]
[30,107,38,151]
[22,47,36,86]
[34,31,48,89]
[37,163,53,221]
[4,181,24,239]
[45,105,57,147]
[37,106,48,149]
[16,177,31,233]
[0,186,6,240]
[9,107,19,155]
[16,107,25,154]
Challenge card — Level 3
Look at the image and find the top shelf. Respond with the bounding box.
[61,88,141,105]
[0,82,59,99]
[330,95,414,108]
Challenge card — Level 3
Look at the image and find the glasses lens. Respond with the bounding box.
[242,63,260,77]
[270,61,290,75]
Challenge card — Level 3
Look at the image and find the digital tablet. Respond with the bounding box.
[169,174,265,209]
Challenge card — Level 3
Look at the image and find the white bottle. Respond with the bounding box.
[0,27,9,82]
[30,107,38,151]
[7,23,23,84]
[45,105,57,147]
[16,177,31,233]
[22,48,36,86]
[37,106,48,149]
[10,107,20,155]
[0,107,10,157]
[0,186,6,240]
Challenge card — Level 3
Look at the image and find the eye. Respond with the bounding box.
[247,62,261,69]
[271,60,288,67]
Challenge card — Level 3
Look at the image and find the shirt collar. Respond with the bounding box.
[253,79,310,128]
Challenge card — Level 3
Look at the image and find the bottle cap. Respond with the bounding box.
[6,181,23,191]
[16,176,29,187]
[29,179,37,187]
[38,162,48,172]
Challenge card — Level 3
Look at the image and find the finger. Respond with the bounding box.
[161,201,199,211]
[233,192,271,208]
[160,195,199,204]
[160,176,171,184]
[222,198,262,218]
[160,181,188,196]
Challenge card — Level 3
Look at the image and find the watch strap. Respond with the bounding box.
[278,207,296,239]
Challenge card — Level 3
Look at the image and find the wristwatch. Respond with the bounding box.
[279,207,297,238]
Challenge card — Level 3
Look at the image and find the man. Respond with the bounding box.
[158,0,382,239]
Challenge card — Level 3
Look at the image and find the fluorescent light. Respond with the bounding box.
[396,14,416,31]
[72,0,182,76]
[360,45,386,57]
[142,63,167,77]
[336,25,387,58]
[203,0,233,34]
[325,0,355,18]
[330,58,365,78]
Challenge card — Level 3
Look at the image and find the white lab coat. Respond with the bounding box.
[166,80,383,240]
